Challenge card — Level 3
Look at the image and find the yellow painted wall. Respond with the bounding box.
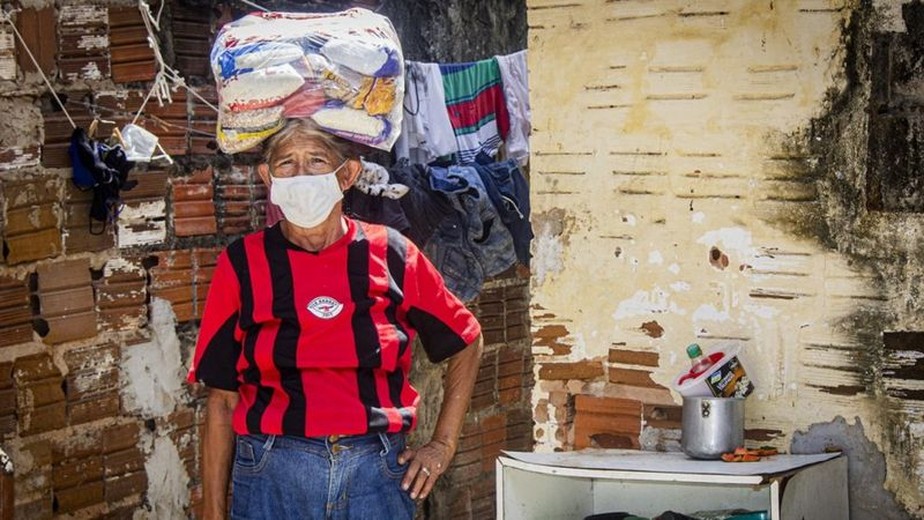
[528,0,922,514]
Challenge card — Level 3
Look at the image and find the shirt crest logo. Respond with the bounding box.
[307,296,343,319]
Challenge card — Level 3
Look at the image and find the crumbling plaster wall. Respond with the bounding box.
[528,0,921,517]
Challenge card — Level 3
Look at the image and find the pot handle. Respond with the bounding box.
[701,401,711,418]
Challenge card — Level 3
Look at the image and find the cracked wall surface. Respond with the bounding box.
[528,0,922,516]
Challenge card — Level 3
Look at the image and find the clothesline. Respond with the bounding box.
[63,99,218,139]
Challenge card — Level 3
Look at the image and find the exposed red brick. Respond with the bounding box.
[643,404,682,429]
[0,275,33,348]
[20,379,66,408]
[15,8,57,75]
[161,407,197,432]
[177,216,219,237]
[533,324,571,355]
[103,422,142,454]
[149,247,218,321]
[37,259,97,344]
[574,394,641,416]
[452,447,483,467]
[57,5,109,83]
[2,177,63,264]
[640,320,664,338]
[482,328,505,345]
[64,184,115,253]
[14,354,60,382]
[0,145,41,171]
[51,430,103,464]
[478,301,504,317]
[573,395,642,450]
[608,367,663,389]
[449,460,482,484]
[22,402,67,435]
[0,389,15,416]
[104,447,145,478]
[15,498,53,520]
[481,441,505,472]
[172,6,213,79]
[538,360,604,381]
[498,387,522,405]
[506,323,529,341]
[97,260,147,332]
[68,392,120,425]
[53,480,104,513]
[745,428,784,442]
[53,457,104,490]
[189,86,219,155]
[608,348,660,367]
[105,470,148,503]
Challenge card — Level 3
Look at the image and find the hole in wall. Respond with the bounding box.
[709,246,729,270]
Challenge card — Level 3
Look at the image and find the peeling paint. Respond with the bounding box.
[696,227,755,260]
[792,417,910,520]
[144,435,190,518]
[640,320,664,338]
[103,257,146,277]
[77,35,108,51]
[613,287,685,320]
[120,298,185,418]
[532,209,567,286]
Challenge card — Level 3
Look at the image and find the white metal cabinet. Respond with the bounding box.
[496,450,847,520]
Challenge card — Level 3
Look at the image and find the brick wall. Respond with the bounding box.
[0,1,530,518]
[526,0,923,516]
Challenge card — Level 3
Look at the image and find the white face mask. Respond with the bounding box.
[270,162,346,228]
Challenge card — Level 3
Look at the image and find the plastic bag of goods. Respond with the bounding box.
[211,8,404,153]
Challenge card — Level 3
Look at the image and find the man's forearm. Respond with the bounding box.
[202,389,238,520]
[431,334,484,452]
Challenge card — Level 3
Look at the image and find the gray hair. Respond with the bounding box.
[262,119,361,164]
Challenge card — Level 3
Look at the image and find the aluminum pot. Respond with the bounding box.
[681,396,745,459]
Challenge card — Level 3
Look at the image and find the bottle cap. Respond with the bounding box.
[686,343,703,359]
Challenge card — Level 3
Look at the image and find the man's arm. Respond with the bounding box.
[202,388,239,520]
[400,334,484,500]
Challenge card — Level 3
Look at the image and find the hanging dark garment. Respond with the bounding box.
[68,127,136,232]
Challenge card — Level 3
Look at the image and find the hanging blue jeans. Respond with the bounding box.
[473,152,533,267]
[230,432,415,520]
[426,164,517,301]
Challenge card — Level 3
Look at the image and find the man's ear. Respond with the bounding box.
[257,163,271,187]
[339,159,362,191]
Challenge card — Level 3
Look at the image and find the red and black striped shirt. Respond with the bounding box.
[188,218,481,437]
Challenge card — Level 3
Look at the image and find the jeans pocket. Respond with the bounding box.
[234,435,271,474]
[378,435,408,480]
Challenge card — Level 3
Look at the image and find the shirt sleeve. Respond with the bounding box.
[403,240,482,363]
[187,249,243,390]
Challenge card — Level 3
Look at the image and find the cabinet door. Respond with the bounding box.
[780,457,849,520]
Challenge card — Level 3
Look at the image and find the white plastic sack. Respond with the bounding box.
[211,8,404,153]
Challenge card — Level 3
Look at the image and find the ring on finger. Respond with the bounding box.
[421,467,431,476]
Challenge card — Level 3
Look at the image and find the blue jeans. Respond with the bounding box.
[230,433,415,520]
[426,164,517,301]
[473,153,533,268]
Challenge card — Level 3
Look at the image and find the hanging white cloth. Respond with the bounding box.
[495,50,530,166]
[395,61,457,164]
